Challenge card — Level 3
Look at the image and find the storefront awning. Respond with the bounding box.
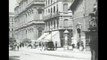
[39,31,61,47]
[43,31,59,42]
[36,33,49,42]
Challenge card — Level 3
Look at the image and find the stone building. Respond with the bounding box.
[37,0,74,47]
[70,0,98,50]
[14,0,45,42]
[9,12,15,38]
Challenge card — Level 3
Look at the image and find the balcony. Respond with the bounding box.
[58,26,73,30]
[43,11,72,21]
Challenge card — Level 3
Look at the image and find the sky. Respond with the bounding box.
[9,0,16,12]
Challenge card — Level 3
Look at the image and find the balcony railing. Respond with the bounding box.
[43,13,59,20]
[44,25,73,32]
[43,12,72,21]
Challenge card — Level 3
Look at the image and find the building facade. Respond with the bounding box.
[9,12,15,38]
[37,0,74,47]
[70,0,98,50]
[14,0,45,42]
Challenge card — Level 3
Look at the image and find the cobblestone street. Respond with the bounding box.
[9,47,91,60]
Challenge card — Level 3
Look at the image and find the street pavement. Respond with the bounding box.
[9,47,91,60]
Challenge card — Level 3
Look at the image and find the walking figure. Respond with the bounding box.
[16,43,20,50]
[55,41,57,50]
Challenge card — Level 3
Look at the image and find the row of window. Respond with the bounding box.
[17,0,57,13]
[45,3,68,14]
[45,19,69,29]
[45,19,59,29]
[25,8,34,17]
[45,4,58,14]
[14,27,43,39]
[15,8,34,23]
[46,0,57,6]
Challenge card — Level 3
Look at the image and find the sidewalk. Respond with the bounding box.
[19,47,91,59]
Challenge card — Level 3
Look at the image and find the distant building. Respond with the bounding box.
[37,0,74,47]
[14,0,45,42]
[9,12,15,38]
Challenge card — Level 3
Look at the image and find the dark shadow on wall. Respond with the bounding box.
[70,0,83,13]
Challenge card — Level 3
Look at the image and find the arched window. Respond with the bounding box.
[63,3,68,12]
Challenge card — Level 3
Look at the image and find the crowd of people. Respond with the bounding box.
[9,40,85,51]
[9,42,24,51]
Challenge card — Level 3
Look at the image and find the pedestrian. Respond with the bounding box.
[55,41,57,50]
[80,41,84,51]
[15,43,19,51]
[19,43,22,48]
[14,42,17,50]
[72,44,75,49]
[77,42,80,49]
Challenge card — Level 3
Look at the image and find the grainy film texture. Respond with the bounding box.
[9,0,98,60]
